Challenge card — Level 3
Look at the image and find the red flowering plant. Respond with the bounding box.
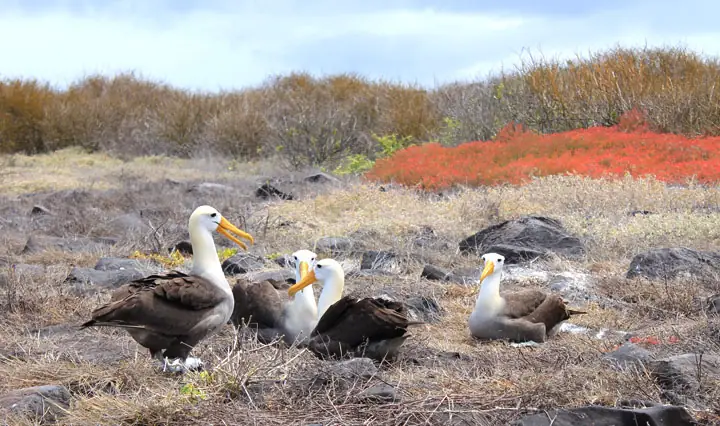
[366,110,720,190]
[604,335,681,353]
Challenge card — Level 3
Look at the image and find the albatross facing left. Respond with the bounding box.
[80,205,254,372]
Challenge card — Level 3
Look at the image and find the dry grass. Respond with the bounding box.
[0,151,718,424]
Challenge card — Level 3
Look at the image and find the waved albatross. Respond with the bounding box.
[468,252,585,343]
[288,258,421,361]
[231,249,319,345]
[80,205,254,372]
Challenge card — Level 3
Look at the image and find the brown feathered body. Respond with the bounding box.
[81,270,234,360]
[305,296,421,361]
[471,289,585,343]
[230,279,292,343]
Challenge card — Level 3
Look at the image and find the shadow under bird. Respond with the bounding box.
[468,252,586,343]
[231,249,320,345]
[80,205,254,373]
[288,258,423,361]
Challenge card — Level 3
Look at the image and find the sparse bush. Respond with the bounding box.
[430,80,506,144]
[203,91,269,158]
[373,132,416,157]
[333,153,375,176]
[263,73,373,168]
[497,46,720,135]
[0,79,56,153]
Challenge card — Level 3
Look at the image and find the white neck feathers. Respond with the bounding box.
[189,224,228,291]
[284,264,319,337]
[317,269,345,319]
[471,271,504,319]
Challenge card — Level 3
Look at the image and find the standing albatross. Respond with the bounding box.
[468,252,585,343]
[231,249,319,345]
[288,258,421,361]
[80,205,254,372]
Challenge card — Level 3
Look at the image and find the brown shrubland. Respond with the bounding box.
[3,46,720,168]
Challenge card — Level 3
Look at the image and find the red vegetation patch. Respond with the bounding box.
[366,110,720,190]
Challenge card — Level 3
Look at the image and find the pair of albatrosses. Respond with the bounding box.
[233,257,419,361]
[289,258,420,361]
[468,253,586,343]
[81,206,254,372]
[230,249,320,345]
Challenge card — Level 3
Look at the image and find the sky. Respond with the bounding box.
[1,0,719,92]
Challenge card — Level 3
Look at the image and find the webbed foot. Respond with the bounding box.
[156,356,205,374]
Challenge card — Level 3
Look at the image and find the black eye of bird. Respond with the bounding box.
[499,259,503,263]
[210,213,217,218]
[317,264,323,269]
[294,256,297,261]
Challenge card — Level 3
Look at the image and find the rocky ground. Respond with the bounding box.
[0,149,719,425]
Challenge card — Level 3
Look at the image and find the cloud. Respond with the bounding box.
[0,0,719,92]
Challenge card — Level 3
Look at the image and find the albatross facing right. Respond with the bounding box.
[469,252,586,343]
[80,205,254,372]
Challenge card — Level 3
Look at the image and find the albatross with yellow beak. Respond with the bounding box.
[468,252,585,343]
[288,258,421,361]
[231,249,319,345]
[81,205,254,372]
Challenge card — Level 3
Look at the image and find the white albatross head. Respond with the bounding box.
[479,252,506,284]
[291,249,317,282]
[287,258,345,319]
[188,205,254,250]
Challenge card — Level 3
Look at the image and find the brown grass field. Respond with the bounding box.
[0,149,718,425]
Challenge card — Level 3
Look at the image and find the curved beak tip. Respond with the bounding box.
[218,217,254,250]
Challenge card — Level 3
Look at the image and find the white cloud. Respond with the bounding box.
[0,1,719,92]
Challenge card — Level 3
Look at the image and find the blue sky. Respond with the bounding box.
[1,0,718,92]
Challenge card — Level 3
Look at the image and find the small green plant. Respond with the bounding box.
[436,117,462,146]
[266,252,283,260]
[217,247,238,262]
[333,153,375,176]
[179,382,207,402]
[130,250,186,268]
[333,133,416,176]
[373,133,415,157]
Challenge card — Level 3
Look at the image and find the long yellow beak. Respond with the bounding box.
[298,261,309,280]
[217,217,254,250]
[479,260,495,283]
[288,269,317,297]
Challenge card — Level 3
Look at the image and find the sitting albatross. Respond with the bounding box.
[288,258,421,361]
[231,249,319,345]
[468,252,585,343]
[80,205,254,372]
